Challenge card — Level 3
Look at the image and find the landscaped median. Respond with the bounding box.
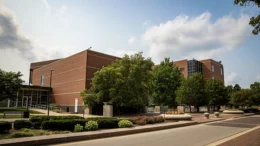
[0,120,197,146]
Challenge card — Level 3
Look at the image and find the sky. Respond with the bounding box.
[0,0,260,88]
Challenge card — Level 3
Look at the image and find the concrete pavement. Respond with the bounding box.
[51,115,260,146]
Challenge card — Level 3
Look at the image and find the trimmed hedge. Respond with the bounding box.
[0,121,12,133]
[41,119,87,131]
[14,120,32,130]
[87,118,120,129]
[30,116,84,129]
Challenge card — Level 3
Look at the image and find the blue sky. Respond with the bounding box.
[0,0,259,88]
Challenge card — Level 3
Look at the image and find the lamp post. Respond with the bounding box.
[47,69,54,116]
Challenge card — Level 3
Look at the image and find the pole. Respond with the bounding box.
[48,69,54,116]
[27,69,33,111]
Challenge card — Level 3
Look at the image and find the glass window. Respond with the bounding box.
[41,76,45,86]
[180,67,185,72]
[212,65,214,72]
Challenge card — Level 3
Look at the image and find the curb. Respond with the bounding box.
[0,121,197,146]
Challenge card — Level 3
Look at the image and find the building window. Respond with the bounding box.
[221,68,223,75]
[212,65,214,72]
[41,76,45,86]
[180,67,185,72]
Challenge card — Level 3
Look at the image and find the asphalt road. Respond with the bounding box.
[51,115,260,146]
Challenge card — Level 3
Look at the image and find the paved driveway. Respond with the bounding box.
[51,115,260,146]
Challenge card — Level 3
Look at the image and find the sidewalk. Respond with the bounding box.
[217,126,260,146]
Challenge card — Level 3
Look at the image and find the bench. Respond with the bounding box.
[3,111,23,118]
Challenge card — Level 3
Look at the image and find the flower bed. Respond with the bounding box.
[128,116,164,125]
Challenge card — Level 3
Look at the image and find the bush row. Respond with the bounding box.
[0,121,12,133]
[128,116,164,125]
[86,117,120,129]
[42,119,88,131]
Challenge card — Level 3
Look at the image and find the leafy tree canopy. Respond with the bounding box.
[205,79,227,107]
[152,58,183,107]
[81,52,154,108]
[0,69,24,102]
[233,84,242,91]
[234,0,260,35]
[230,89,253,107]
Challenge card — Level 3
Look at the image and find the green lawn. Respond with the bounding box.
[0,108,43,114]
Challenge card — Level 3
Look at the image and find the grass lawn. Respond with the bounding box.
[0,108,43,114]
[0,128,71,140]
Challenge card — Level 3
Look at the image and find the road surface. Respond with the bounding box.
[50,115,260,146]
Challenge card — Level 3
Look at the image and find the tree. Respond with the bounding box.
[205,79,227,109]
[81,52,154,108]
[230,89,253,107]
[226,85,234,106]
[0,69,24,102]
[250,82,260,104]
[176,73,208,112]
[234,0,260,35]
[152,58,183,107]
[233,84,241,91]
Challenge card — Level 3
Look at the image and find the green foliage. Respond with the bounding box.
[233,84,241,92]
[118,120,133,128]
[87,117,120,129]
[250,82,260,104]
[0,69,24,101]
[85,121,98,131]
[234,0,260,35]
[41,119,87,131]
[11,132,34,138]
[226,85,234,104]
[29,116,84,129]
[152,58,183,107]
[14,120,32,130]
[74,124,84,132]
[81,52,154,108]
[205,79,227,106]
[176,73,207,112]
[0,121,12,133]
[230,89,253,107]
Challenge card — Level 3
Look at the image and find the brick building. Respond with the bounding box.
[173,59,224,83]
[30,50,120,113]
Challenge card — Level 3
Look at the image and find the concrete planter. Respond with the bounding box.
[161,114,192,120]
[214,112,220,118]
[223,110,244,114]
[204,113,209,119]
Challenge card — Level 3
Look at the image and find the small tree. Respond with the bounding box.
[176,73,208,112]
[233,84,241,92]
[250,82,260,105]
[0,69,24,102]
[230,89,253,108]
[205,79,227,110]
[152,58,183,107]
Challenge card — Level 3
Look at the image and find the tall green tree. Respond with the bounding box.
[81,52,154,108]
[176,73,208,112]
[205,79,227,108]
[233,84,241,91]
[234,0,260,35]
[0,69,24,102]
[226,85,234,106]
[250,82,260,104]
[152,58,183,107]
[230,89,253,107]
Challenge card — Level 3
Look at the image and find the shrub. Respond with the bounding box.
[146,117,155,124]
[156,116,164,123]
[32,122,42,129]
[0,121,12,133]
[118,120,133,128]
[87,117,120,129]
[11,132,34,138]
[14,120,32,130]
[136,118,147,125]
[74,124,84,132]
[85,121,98,131]
[41,119,87,131]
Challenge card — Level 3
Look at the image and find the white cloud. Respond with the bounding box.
[107,48,137,57]
[56,5,68,15]
[143,20,150,27]
[41,0,51,15]
[128,36,136,44]
[226,72,239,86]
[257,75,260,80]
[142,12,251,62]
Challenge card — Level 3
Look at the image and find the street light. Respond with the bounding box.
[47,69,54,116]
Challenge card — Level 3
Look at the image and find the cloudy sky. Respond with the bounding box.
[0,0,260,88]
